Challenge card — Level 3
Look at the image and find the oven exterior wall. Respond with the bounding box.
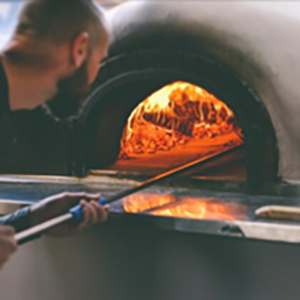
[106,1,300,183]
[0,225,300,300]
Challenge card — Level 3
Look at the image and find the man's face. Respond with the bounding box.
[47,43,108,118]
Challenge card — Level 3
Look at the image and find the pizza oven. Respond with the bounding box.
[0,2,294,190]
[78,49,277,187]
[2,2,300,300]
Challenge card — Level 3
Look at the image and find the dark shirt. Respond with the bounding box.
[0,57,32,232]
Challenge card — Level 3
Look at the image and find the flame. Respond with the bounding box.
[123,194,245,221]
[119,81,242,159]
[150,199,237,221]
[123,194,176,213]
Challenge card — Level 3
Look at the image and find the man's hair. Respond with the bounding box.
[15,0,108,48]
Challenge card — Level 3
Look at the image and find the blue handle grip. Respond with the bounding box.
[69,197,108,222]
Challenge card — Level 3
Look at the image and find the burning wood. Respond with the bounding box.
[119,81,242,158]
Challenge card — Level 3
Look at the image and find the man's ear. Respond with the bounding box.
[71,32,90,68]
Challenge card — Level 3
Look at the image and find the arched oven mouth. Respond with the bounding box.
[78,50,278,189]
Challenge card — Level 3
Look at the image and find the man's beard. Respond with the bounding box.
[46,61,90,119]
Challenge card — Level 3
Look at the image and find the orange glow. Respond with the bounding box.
[123,194,245,221]
[123,194,176,213]
[119,81,242,159]
[150,199,237,221]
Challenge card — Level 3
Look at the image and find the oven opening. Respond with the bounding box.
[108,81,246,181]
[81,51,277,190]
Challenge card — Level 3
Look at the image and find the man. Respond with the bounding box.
[0,0,110,269]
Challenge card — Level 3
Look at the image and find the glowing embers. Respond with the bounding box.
[123,193,247,221]
[119,81,243,159]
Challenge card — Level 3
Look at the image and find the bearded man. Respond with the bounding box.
[0,0,109,269]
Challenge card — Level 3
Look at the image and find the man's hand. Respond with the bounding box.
[0,226,17,269]
[29,192,109,237]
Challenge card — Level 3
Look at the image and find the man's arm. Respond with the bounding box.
[0,193,107,270]
[0,193,109,235]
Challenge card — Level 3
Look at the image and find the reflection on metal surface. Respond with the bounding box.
[150,199,244,221]
[123,194,247,221]
[123,193,176,213]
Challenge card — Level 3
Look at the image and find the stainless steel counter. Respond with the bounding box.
[1,175,300,300]
[1,173,300,244]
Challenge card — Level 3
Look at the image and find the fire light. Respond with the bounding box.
[123,194,246,221]
[119,81,242,159]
